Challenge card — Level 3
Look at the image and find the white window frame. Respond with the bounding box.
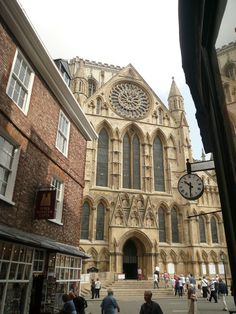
[48,177,64,225]
[6,49,34,115]
[56,110,70,157]
[0,131,20,205]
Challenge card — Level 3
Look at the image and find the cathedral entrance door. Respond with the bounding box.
[123,239,138,279]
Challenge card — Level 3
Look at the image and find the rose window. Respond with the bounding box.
[109,82,150,119]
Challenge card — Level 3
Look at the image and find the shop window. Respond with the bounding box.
[49,177,64,224]
[96,128,109,187]
[6,49,34,115]
[199,216,207,243]
[47,253,82,309]
[123,132,141,189]
[171,208,179,243]
[158,207,166,242]
[153,136,165,191]
[56,110,70,157]
[0,241,34,314]
[0,133,20,204]
[33,249,45,272]
[96,203,105,240]
[81,202,90,239]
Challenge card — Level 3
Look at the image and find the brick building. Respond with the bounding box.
[0,1,96,313]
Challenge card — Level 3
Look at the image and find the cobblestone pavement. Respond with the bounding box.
[86,295,236,314]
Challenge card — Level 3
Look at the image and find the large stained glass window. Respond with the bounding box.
[96,129,109,186]
[211,216,219,243]
[158,208,166,242]
[81,202,90,239]
[96,203,105,240]
[123,132,140,189]
[171,208,179,243]
[199,216,206,243]
[153,137,165,191]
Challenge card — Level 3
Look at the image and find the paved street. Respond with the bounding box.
[86,295,236,314]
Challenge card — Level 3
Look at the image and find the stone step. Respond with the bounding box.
[82,280,174,299]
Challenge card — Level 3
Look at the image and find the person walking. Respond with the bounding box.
[91,279,95,299]
[175,277,180,297]
[155,265,160,282]
[201,276,209,300]
[139,290,164,314]
[218,277,228,311]
[208,278,218,303]
[138,267,142,280]
[61,293,77,314]
[101,288,120,314]
[68,291,88,314]
[187,284,197,314]
[95,278,101,298]
[153,272,159,289]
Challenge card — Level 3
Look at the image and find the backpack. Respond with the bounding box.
[74,296,87,312]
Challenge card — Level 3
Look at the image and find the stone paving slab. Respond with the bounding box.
[85,295,235,314]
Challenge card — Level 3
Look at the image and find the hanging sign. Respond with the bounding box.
[34,188,56,219]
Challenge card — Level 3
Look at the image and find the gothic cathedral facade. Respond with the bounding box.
[69,58,228,280]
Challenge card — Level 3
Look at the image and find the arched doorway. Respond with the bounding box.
[123,239,138,279]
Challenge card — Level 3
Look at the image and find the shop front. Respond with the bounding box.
[0,225,88,314]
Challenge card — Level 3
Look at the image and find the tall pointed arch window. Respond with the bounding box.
[153,136,165,191]
[88,79,96,97]
[96,128,109,187]
[199,216,206,243]
[158,207,166,242]
[171,208,179,243]
[123,131,140,189]
[96,203,105,240]
[211,216,219,243]
[81,202,90,239]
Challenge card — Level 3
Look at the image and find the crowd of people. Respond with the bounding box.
[59,272,231,314]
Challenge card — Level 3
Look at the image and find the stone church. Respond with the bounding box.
[68,57,228,280]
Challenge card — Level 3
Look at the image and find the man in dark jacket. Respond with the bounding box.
[69,291,88,314]
[218,278,228,311]
[140,290,164,314]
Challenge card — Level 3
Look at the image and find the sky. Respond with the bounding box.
[18,0,236,160]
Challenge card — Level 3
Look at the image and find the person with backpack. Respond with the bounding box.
[218,277,228,311]
[69,291,88,314]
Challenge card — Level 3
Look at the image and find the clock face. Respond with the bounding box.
[178,173,204,200]
[109,82,150,119]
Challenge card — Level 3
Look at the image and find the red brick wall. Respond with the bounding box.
[0,21,87,246]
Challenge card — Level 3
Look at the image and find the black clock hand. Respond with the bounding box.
[184,180,190,186]
[189,182,193,196]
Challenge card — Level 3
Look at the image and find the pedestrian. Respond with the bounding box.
[95,278,101,298]
[187,284,197,314]
[201,276,209,299]
[208,278,218,303]
[139,290,164,314]
[138,267,142,280]
[61,293,77,314]
[154,265,160,282]
[101,288,120,314]
[163,271,169,288]
[68,291,88,314]
[175,277,180,297]
[91,279,95,299]
[153,272,159,289]
[218,277,228,311]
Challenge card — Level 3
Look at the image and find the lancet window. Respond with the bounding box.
[96,128,109,187]
[153,136,165,191]
[123,131,140,189]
